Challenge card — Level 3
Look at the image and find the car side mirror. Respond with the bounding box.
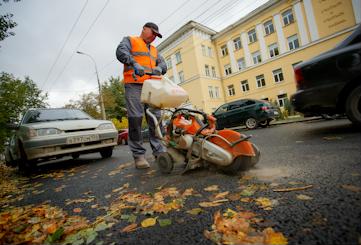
[6,123,19,130]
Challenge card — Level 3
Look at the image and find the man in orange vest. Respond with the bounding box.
[116,22,167,169]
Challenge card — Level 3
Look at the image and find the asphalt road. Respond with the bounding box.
[11,118,361,245]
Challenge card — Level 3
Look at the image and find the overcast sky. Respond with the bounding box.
[0,0,268,107]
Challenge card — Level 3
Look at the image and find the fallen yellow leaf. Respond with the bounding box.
[121,223,137,233]
[204,185,219,192]
[263,227,288,245]
[199,199,228,208]
[187,208,203,215]
[141,218,157,228]
[214,191,230,200]
[341,184,361,192]
[296,194,313,200]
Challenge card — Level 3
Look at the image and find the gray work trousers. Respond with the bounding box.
[124,83,166,159]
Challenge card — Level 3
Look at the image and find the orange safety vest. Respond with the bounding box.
[123,36,158,83]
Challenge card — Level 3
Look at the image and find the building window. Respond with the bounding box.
[166,58,172,69]
[269,43,279,58]
[208,47,213,57]
[252,51,262,64]
[264,20,274,35]
[248,29,257,43]
[208,86,214,98]
[202,45,206,56]
[214,87,220,98]
[256,74,266,88]
[175,51,182,64]
[224,64,232,76]
[241,80,249,92]
[221,45,228,56]
[205,65,210,77]
[178,71,184,83]
[237,58,246,71]
[282,9,294,26]
[227,84,235,96]
[233,37,242,50]
[211,66,216,77]
[288,35,299,50]
[278,93,288,107]
[273,68,284,83]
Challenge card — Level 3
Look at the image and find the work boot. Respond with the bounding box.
[134,156,150,169]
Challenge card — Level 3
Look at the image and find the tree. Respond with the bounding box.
[0,72,48,152]
[101,76,126,121]
[64,92,101,119]
[0,0,20,47]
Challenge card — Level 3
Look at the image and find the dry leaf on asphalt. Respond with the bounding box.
[227,192,241,201]
[199,199,228,208]
[341,184,361,192]
[204,185,219,192]
[213,191,230,200]
[54,184,66,192]
[273,185,313,192]
[73,208,82,213]
[296,194,313,200]
[255,197,273,210]
[112,183,130,193]
[121,223,138,233]
[240,197,252,203]
[187,208,203,215]
[158,219,172,227]
[141,218,157,228]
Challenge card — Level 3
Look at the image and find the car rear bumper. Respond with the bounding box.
[23,131,117,160]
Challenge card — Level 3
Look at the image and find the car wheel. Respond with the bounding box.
[4,149,16,167]
[157,152,174,174]
[245,118,257,129]
[345,85,361,126]
[100,147,113,158]
[72,153,80,160]
[17,144,35,174]
[258,120,269,128]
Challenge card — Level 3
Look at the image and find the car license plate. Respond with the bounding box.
[67,135,99,144]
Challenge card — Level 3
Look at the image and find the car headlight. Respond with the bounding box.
[36,128,62,136]
[97,123,115,130]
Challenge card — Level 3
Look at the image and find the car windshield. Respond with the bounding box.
[23,109,92,124]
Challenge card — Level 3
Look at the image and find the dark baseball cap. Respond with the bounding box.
[143,22,162,38]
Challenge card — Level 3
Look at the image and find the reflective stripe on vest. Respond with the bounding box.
[123,36,158,83]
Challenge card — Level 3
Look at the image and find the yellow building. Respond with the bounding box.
[158,0,361,114]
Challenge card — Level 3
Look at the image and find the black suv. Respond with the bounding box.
[291,25,361,126]
[212,99,279,129]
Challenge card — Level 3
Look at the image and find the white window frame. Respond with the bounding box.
[264,20,274,35]
[224,64,232,76]
[208,47,212,57]
[227,84,235,96]
[252,51,262,65]
[282,9,294,26]
[205,65,210,77]
[288,35,299,50]
[256,74,266,88]
[233,37,242,50]
[214,86,220,98]
[178,71,184,83]
[221,45,228,56]
[268,43,279,58]
[175,51,182,64]
[237,58,246,71]
[208,86,214,98]
[211,66,216,77]
[248,29,257,43]
[273,68,284,83]
[278,93,288,107]
[166,58,172,69]
[241,80,249,92]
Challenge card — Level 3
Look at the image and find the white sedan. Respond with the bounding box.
[5,108,118,173]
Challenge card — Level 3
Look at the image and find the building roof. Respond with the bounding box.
[157,20,217,52]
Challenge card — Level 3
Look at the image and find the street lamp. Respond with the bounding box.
[76,51,106,120]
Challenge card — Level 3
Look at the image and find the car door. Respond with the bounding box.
[227,101,246,127]
[241,100,257,120]
[213,104,229,128]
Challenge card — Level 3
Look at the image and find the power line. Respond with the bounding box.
[192,0,223,22]
[158,0,193,25]
[201,0,239,24]
[46,0,111,93]
[40,0,89,90]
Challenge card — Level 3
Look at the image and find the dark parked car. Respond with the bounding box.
[212,99,279,129]
[291,25,361,126]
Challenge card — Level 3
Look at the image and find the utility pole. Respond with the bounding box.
[76,51,106,120]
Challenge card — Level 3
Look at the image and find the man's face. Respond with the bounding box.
[142,27,157,44]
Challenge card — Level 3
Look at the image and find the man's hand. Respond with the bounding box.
[133,63,145,77]
[153,66,163,76]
